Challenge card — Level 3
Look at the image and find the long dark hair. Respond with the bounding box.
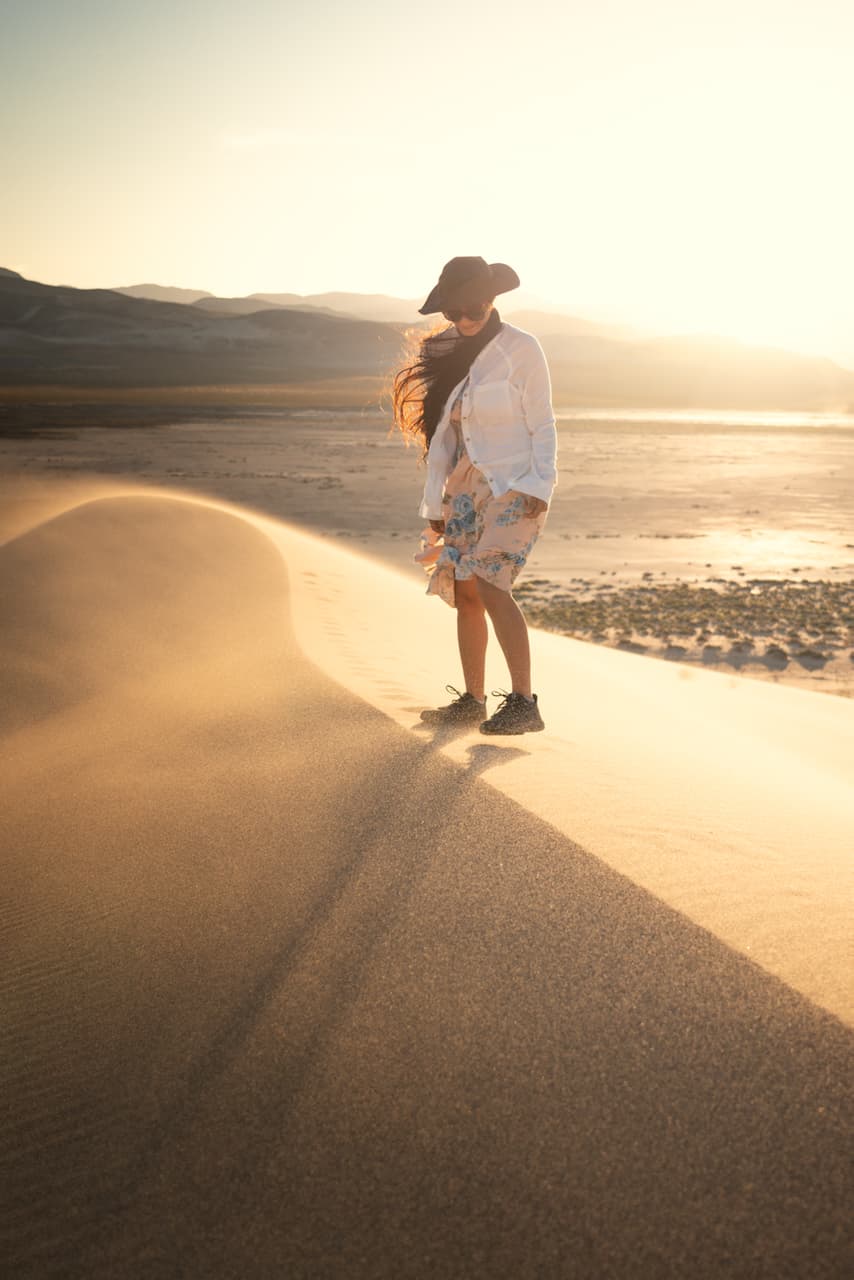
[390,304,502,459]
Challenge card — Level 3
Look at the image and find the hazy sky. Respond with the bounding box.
[3,0,853,365]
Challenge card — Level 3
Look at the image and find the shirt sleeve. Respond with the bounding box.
[418,422,457,519]
[513,337,558,503]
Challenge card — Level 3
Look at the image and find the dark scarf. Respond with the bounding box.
[419,306,503,450]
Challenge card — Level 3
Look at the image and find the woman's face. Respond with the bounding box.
[446,299,494,338]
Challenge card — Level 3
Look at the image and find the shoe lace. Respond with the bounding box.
[445,683,468,703]
[489,688,515,715]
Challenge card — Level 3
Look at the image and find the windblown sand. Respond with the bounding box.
[1,408,852,695]
[1,476,852,1277]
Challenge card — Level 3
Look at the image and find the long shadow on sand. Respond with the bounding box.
[2,494,851,1280]
[412,715,531,778]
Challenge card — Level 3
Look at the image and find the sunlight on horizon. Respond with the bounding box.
[2,0,852,366]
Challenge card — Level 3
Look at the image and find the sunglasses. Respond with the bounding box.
[442,301,491,323]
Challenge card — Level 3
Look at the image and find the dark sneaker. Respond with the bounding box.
[479,689,545,735]
[420,684,487,725]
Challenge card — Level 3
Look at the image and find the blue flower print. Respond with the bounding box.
[421,458,546,609]
[444,492,477,539]
[512,534,536,565]
[433,541,476,584]
[496,495,527,527]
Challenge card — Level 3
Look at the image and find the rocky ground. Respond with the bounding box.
[514,576,854,686]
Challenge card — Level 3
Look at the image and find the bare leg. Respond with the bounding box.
[474,575,533,698]
[454,576,488,702]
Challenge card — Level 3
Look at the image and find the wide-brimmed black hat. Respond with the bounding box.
[418,256,520,315]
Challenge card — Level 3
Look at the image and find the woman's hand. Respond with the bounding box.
[429,518,446,533]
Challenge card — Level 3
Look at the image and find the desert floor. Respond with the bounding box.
[2,406,853,697]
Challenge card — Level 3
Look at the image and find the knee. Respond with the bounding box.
[475,576,522,618]
[454,577,485,612]
[474,574,505,607]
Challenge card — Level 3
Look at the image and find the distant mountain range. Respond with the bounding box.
[113,281,645,337]
[2,267,853,411]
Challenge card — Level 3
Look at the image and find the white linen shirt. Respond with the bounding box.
[418,321,558,520]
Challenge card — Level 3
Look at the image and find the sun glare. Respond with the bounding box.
[476,48,853,362]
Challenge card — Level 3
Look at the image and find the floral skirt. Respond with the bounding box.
[415,446,548,608]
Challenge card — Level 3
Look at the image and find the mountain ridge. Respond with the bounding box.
[2,269,852,411]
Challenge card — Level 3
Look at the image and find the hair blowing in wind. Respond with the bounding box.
[390,305,502,459]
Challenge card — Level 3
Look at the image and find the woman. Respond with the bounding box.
[391,256,558,735]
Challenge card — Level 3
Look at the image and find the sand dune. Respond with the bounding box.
[269,517,854,1025]
[2,480,852,1277]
